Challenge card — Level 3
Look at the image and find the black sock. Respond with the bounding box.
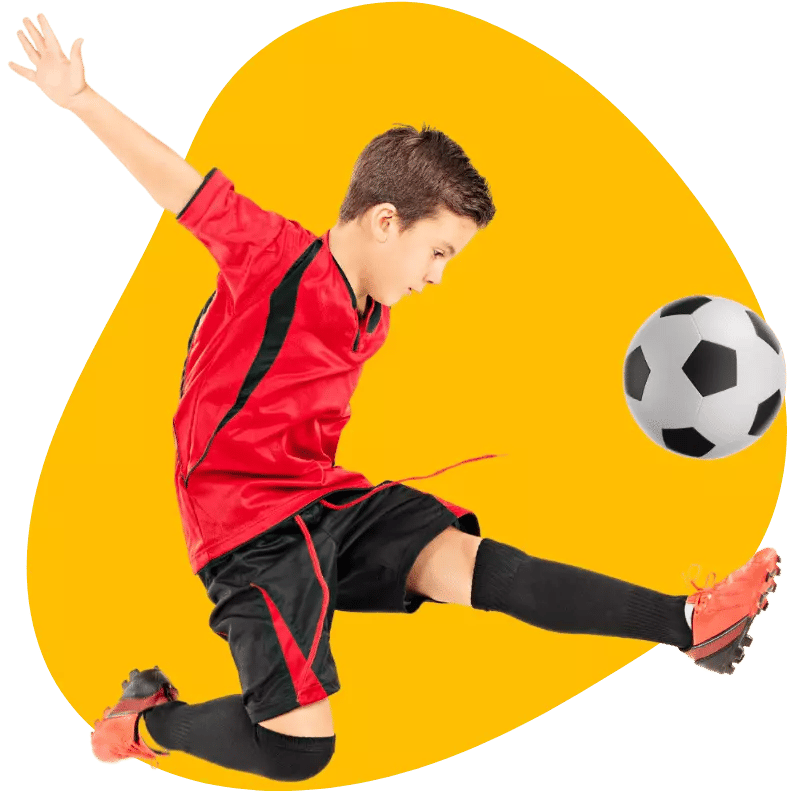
[142,695,335,780]
[470,538,693,649]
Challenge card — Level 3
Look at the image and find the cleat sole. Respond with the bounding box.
[693,616,758,675]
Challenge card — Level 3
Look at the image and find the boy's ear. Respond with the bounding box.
[367,203,400,242]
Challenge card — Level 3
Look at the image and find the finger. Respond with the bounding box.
[22,17,46,51]
[17,30,40,64]
[8,61,37,81]
[38,13,64,54]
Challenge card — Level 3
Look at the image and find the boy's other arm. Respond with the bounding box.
[67,87,203,215]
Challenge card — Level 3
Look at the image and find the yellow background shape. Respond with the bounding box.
[28,2,786,791]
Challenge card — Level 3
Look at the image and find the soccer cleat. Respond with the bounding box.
[682,548,781,674]
[91,667,179,766]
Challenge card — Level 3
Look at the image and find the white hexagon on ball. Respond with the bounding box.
[623,295,786,459]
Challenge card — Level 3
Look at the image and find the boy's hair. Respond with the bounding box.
[338,123,496,233]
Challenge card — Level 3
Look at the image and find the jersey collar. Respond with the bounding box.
[324,229,382,329]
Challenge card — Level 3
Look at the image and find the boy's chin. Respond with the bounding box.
[372,284,414,306]
[375,290,403,307]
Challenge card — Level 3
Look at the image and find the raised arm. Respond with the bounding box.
[67,85,204,215]
[9,13,202,215]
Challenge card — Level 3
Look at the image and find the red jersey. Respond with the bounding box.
[173,168,487,573]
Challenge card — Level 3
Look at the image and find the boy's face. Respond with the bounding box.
[369,206,479,307]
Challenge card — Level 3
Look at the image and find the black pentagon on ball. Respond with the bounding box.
[748,390,782,437]
[682,340,737,396]
[624,346,651,401]
[660,296,712,317]
[663,427,715,458]
[745,310,781,354]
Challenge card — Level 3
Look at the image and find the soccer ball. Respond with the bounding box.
[623,295,786,459]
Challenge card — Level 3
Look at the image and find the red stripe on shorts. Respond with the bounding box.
[249,582,328,707]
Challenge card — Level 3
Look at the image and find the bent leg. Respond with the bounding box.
[191,520,340,777]
[142,695,335,782]
[258,696,334,737]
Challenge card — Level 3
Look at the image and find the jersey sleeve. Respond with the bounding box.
[176,168,288,304]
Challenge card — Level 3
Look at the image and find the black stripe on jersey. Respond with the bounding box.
[331,254,358,311]
[177,167,218,220]
[332,251,361,350]
[366,301,382,333]
[184,238,323,485]
[331,251,382,347]
[179,289,217,398]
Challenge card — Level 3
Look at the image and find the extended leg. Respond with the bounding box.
[406,526,481,607]
[407,530,781,674]
[406,529,692,648]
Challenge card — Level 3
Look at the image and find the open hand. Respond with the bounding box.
[8,14,88,109]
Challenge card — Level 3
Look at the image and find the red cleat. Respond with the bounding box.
[91,667,179,766]
[682,548,781,674]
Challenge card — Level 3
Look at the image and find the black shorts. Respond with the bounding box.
[197,482,480,724]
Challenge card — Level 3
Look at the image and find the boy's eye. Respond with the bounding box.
[434,250,444,258]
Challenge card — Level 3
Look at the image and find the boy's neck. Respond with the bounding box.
[328,221,370,312]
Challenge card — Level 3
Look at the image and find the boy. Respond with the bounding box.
[10,13,781,783]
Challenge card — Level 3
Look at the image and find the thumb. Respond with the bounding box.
[71,38,84,62]
[69,38,86,85]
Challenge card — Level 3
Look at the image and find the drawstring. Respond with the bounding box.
[318,453,506,511]
[291,512,331,696]
[289,452,505,698]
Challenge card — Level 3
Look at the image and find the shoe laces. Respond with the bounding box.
[682,564,718,610]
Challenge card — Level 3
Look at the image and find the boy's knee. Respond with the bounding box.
[254,726,336,781]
